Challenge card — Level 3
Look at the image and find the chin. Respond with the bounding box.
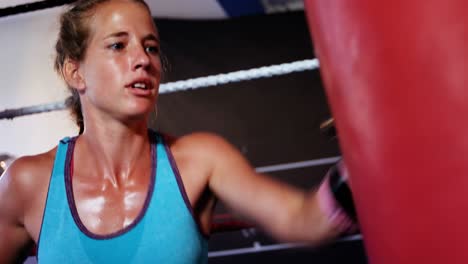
[130,108,153,118]
[117,107,150,121]
[119,100,155,120]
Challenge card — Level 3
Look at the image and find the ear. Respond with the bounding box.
[63,59,85,91]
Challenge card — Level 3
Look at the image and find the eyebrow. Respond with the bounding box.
[143,34,159,42]
[104,32,160,42]
[104,31,128,39]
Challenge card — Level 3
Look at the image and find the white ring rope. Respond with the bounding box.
[0,59,319,120]
[159,58,319,93]
[0,101,67,120]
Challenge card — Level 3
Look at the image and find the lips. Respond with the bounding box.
[125,77,156,96]
[126,78,153,90]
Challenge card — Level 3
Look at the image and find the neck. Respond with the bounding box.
[76,119,152,187]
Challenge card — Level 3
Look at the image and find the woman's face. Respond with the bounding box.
[78,0,161,122]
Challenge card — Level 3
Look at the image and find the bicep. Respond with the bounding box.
[207,136,305,235]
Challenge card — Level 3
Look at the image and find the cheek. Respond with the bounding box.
[86,58,126,89]
[105,61,126,82]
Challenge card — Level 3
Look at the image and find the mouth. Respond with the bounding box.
[126,79,154,91]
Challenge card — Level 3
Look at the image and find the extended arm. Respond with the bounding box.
[196,133,355,243]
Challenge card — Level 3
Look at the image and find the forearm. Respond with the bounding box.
[272,163,358,244]
[267,191,339,244]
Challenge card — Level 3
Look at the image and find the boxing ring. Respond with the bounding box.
[3,5,361,261]
[4,0,466,263]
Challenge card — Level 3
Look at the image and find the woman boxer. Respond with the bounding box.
[0,0,356,263]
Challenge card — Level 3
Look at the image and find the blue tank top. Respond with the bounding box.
[37,131,208,263]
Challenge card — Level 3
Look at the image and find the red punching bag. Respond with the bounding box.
[304,1,468,263]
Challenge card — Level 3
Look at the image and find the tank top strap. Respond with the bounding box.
[149,131,207,239]
[37,136,75,259]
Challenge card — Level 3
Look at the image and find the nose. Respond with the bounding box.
[131,45,151,71]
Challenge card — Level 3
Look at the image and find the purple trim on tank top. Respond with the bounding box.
[64,135,157,240]
[161,135,209,239]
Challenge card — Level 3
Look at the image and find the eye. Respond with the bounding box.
[109,42,125,51]
[145,45,159,54]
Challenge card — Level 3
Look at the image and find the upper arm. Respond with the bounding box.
[195,133,307,239]
[0,158,35,263]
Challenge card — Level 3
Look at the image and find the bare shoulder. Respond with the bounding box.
[165,131,250,185]
[167,132,237,158]
[5,148,56,192]
[167,132,253,181]
[0,148,56,222]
